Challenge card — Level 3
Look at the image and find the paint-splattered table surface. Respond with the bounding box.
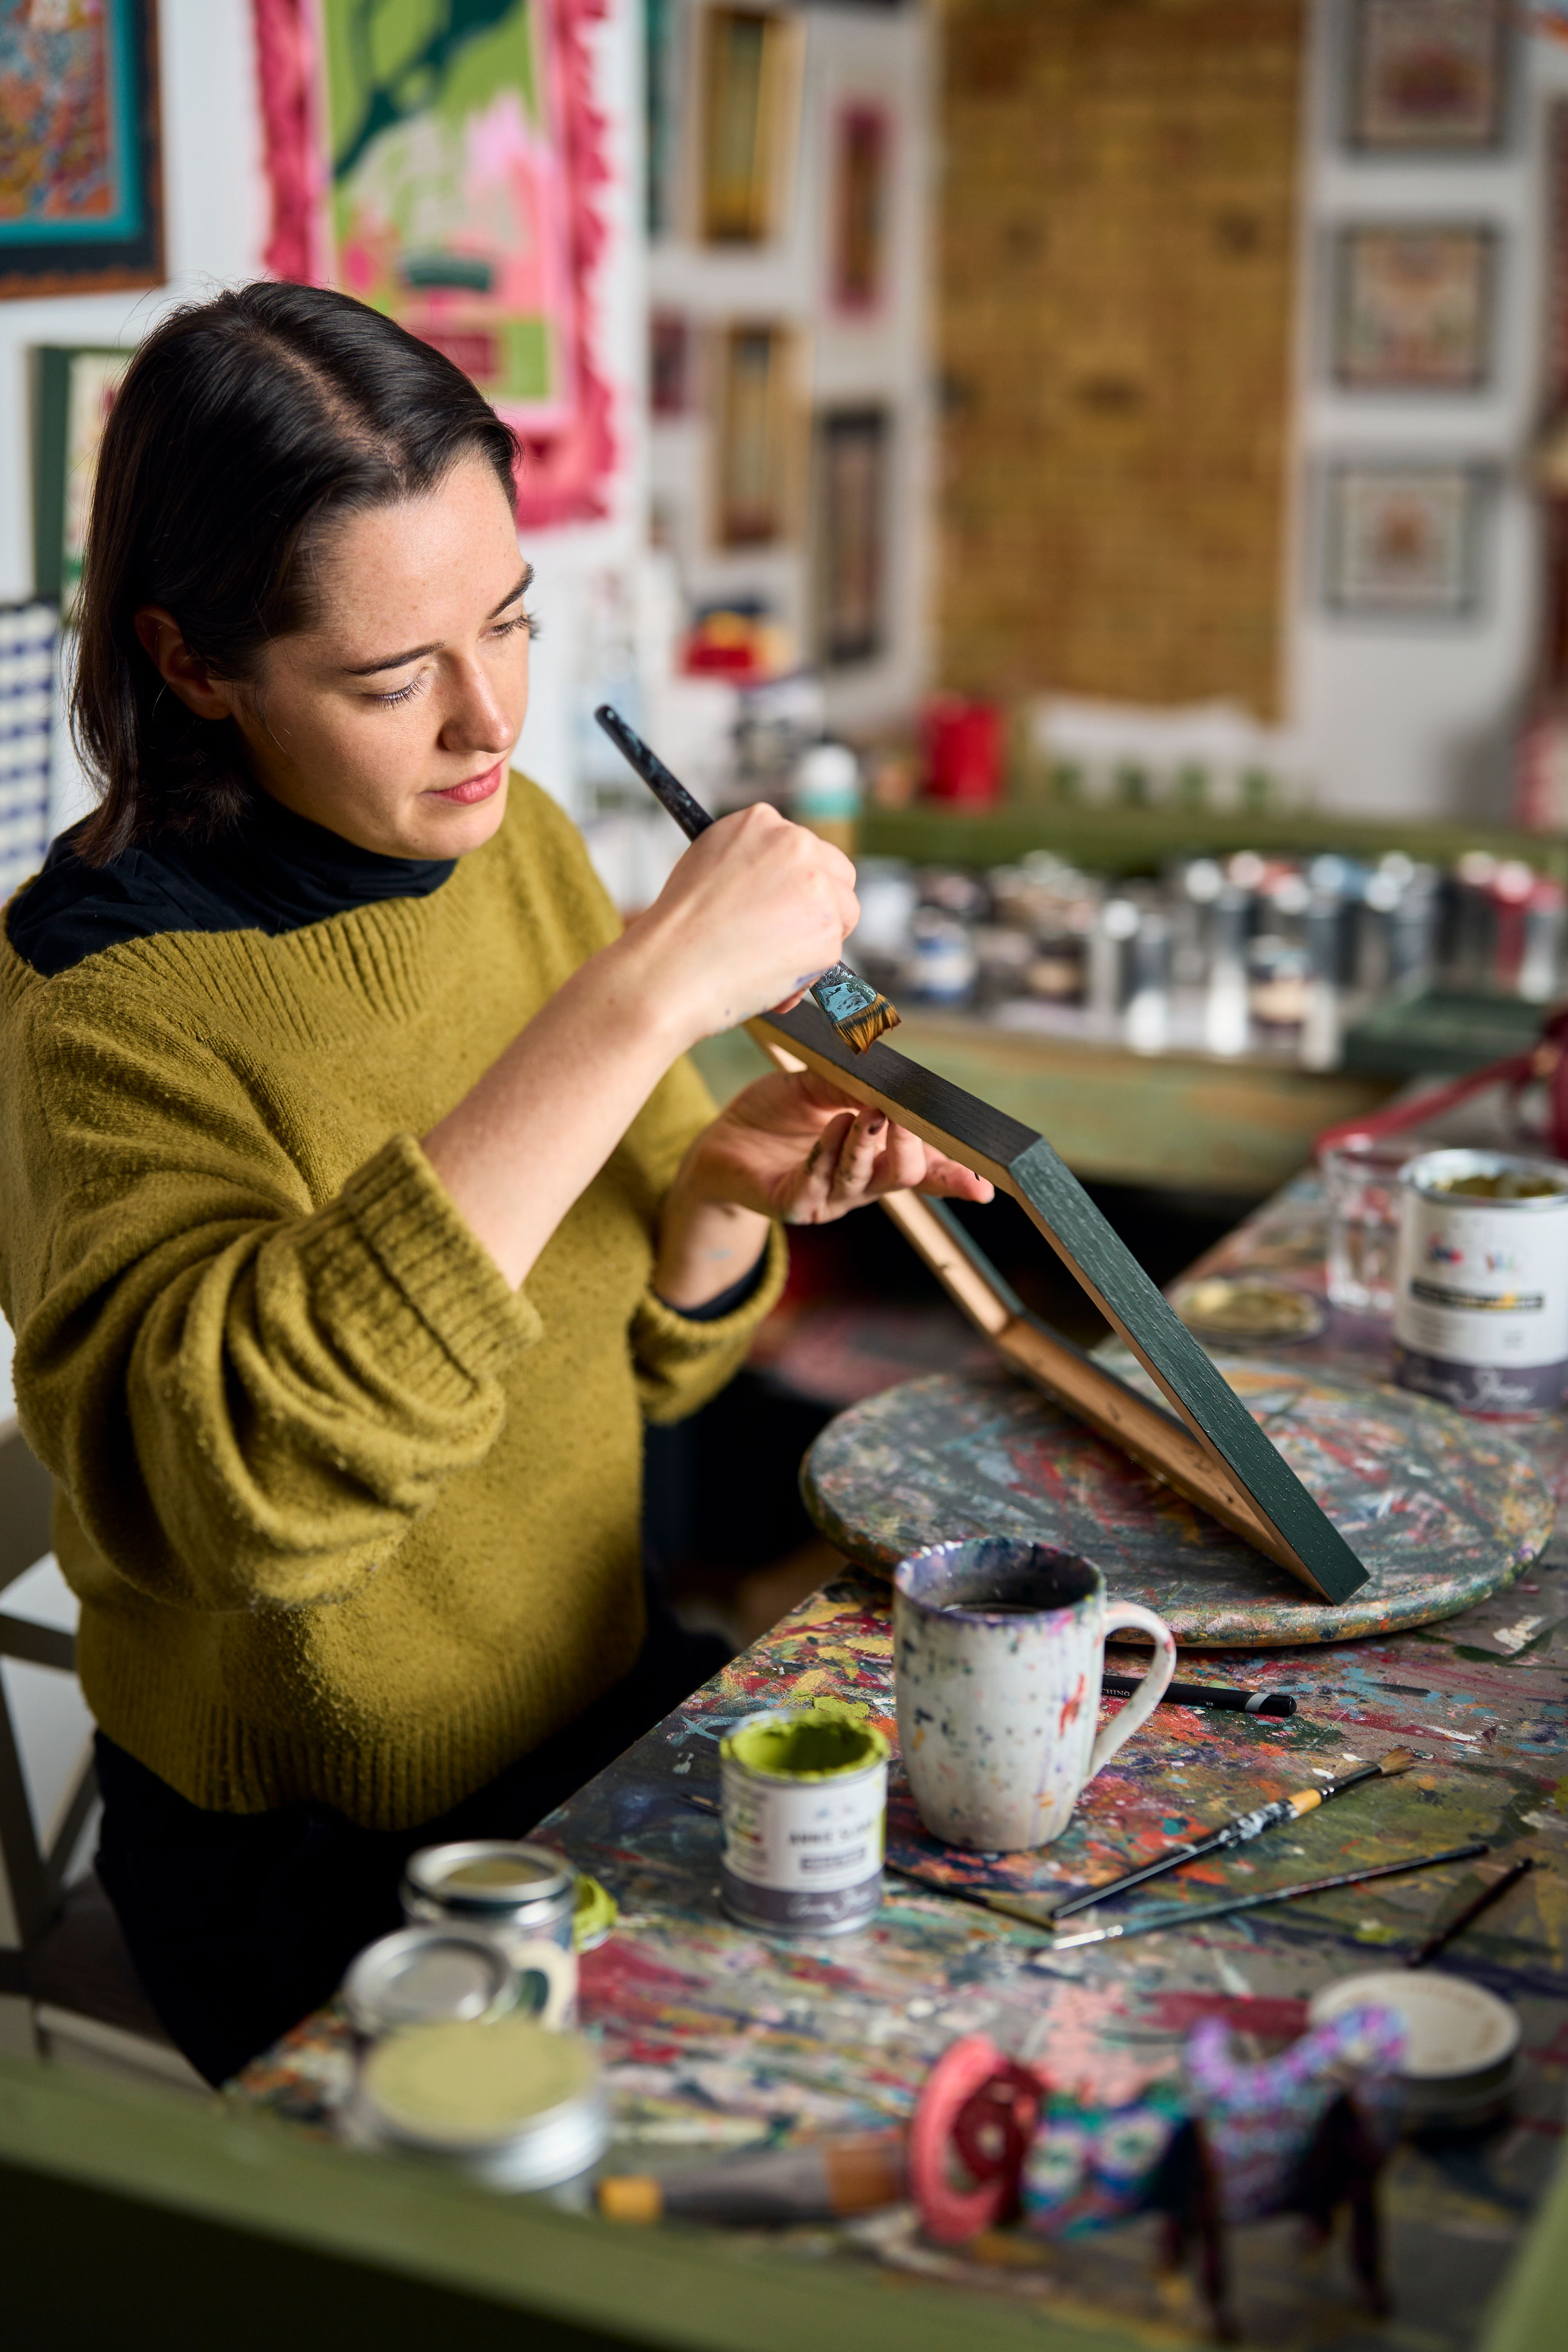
[238,1177,1568,2349]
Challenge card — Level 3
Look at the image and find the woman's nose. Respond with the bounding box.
[439,657,520,756]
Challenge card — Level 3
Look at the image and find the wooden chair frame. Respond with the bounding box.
[751,1005,1368,1604]
[0,1418,96,1996]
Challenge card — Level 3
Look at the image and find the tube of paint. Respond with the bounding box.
[598,2132,907,2226]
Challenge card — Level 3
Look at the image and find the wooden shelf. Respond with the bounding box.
[859,802,1566,878]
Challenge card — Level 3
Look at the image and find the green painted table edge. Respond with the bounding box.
[0,2049,1176,2352]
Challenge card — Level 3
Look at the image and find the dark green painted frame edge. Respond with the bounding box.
[32,345,131,605]
[760,1001,1368,1603]
[0,2051,1149,2352]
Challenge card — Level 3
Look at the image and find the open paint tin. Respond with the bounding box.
[342,1924,518,2038]
[402,1841,578,2024]
[1394,1149,1568,1416]
[344,2014,609,2189]
[1308,1970,1521,2132]
[720,1705,889,1937]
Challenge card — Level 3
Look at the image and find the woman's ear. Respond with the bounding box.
[133,607,241,722]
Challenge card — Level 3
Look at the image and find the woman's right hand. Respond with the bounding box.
[621,804,860,1046]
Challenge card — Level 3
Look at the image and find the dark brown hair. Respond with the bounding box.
[70,281,520,865]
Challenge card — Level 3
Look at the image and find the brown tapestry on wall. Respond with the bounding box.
[937,0,1304,719]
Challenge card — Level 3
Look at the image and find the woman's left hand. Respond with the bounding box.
[690,1070,995,1224]
[653,1071,994,1312]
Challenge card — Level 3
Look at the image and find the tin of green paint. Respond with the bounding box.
[720,1705,890,1936]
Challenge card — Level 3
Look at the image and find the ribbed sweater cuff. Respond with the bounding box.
[633,1219,788,1363]
[332,1131,542,1382]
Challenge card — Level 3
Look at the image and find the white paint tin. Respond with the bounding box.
[1393,1149,1568,1417]
[401,1841,578,2026]
[719,1707,889,1937]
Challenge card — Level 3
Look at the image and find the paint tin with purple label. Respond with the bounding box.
[1393,1149,1568,1416]
[719,1706,889,1937]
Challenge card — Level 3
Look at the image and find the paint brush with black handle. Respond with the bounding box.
[594,704,901,1055]
[1047,1747,1418,1923]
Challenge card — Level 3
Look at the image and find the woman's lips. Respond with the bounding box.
[429,762,503,806]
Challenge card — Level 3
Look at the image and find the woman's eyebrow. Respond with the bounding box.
[339,567,535,676]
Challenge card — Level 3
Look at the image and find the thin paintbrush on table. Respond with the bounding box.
[1047,1748,1418,1923]
[594,704,901,1055]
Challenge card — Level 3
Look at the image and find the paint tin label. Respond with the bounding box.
[1394,1151,1568,1415]
[719,1708,888,1937]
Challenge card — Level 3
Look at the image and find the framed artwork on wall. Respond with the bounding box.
[831,103,890,313]
[814,407,888,667]
[0,0,164,299]
[1348,0,1510,152]
[1333,225,1496,389]
[715,322,799,546]
[700,5,801,244]
[253,0,615,529]
[33,346,134,618]
[1322,460,1487,617]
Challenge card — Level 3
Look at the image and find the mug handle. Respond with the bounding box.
[1085,1601,1177,1783]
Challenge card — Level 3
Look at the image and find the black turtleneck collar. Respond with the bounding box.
[6,792,457,979]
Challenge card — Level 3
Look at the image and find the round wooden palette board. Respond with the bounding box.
[802,1357,1556,1647]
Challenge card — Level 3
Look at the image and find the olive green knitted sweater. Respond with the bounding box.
[0,777,784,1829]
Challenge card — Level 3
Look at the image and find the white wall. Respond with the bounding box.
[647,0,931,735]
[1291,0,1568,818]
[0,0,644,832]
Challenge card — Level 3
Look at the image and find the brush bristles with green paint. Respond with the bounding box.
[593,705,901,1055]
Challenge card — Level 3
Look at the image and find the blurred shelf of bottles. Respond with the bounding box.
[850,847,1566,1078]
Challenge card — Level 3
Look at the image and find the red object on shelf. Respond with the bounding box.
[922,698,1004,806]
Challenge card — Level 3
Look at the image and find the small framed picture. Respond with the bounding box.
[814,407,889,668]
[700,6,802,244]
[714,322,801,546]
[831,104,891,314]
[651,312,692,417]
[33,346,136,618]
[1322,461,1487,618]
[1348,0,1510,153]
[1334,225,1496,390]
[0,0,164,299]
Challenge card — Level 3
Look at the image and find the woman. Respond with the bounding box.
[0,283,990,2083]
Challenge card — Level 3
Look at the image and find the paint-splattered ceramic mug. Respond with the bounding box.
[893,1537,1177,1851]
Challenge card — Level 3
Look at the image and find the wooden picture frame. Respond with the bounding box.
[699,5,800,244]
[714,322,800,546]
[751,1002,1369,1605]
[831,102,890,313]
[1322,459,1487,618]
[0,0,164,300]
[1334,224,1496,391]
[1348,0,1510,154]
[814,406,888,667]
[32,346,135,619]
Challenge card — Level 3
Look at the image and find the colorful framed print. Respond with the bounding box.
[253,0,615,529]
[1322,461,1486,618]
[33,345,134,618]
[815,406,888,667]
[715,321,798,546]
[0,0,163,299]
[1348,0,1509,152]
[700,5,800,244]
[1334,225,1496,390]
[831,103,890,313]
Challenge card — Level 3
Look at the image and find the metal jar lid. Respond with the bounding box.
[353,2015,608,2188]
[342,1924,518,2037]
[404,1839,575,1919]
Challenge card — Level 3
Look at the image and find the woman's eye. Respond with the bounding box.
[373,675,425,708]
[490,609,539,642]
